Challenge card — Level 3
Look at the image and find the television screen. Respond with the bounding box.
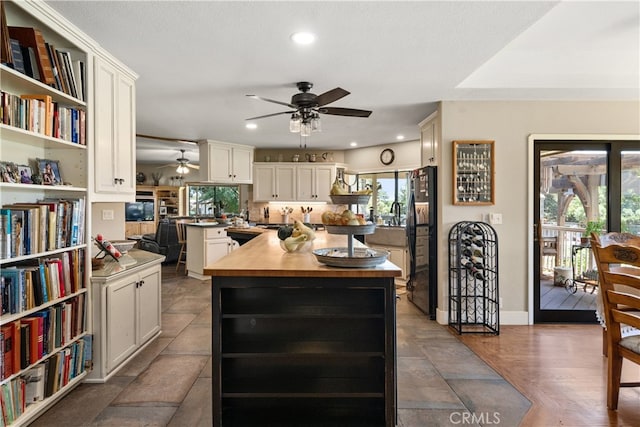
[125,201,155,222]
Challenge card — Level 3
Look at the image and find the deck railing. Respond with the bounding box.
[541,225,597,279]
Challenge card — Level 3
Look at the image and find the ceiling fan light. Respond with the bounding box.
[289,114,301,133]
[300,122,312,137]
[311,115,321,132]
[176,164,190,174]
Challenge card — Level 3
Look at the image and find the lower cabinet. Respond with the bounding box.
[88,254,163,382]
[186,225,234,280]
[368,244,408,281]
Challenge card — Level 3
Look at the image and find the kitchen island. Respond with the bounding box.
[205,230,401,427]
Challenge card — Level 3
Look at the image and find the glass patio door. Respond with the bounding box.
[534,140,640,323]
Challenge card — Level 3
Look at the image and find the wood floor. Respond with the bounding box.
[459,325,640,426]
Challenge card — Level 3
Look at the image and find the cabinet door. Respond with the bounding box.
[205,238,232,266]
[106,277,137,372]
[232,147,253,183]
[387,247,407,280]
[206,144,233,182]
[296,165,315,201]
[93,56,136,199]
[253,165,276,201]
[314,165,335,202]
[137,267,161,344]
[275,165,296,200]
[115,72,136,195]
[94,57,118,195]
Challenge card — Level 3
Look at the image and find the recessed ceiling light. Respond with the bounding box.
[350,141,358,147]
[246,123,257,129]
[291,32,316,45]
[396,134,405,140]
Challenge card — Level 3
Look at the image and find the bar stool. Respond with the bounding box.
[176,220,190,274]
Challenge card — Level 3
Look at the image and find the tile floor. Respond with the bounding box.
[31,266,530,426]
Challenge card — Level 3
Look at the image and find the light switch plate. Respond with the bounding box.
[102,209,115,220]
[489,213,502,225]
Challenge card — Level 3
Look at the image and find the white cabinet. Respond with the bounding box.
[253,164,296,201]
[253,163,336,202]
[93,56,137,200]
[368,244,408,281]
[296,164,335,202]
[90,254,163,382]
[186,225,234,280]
[199,141,254,184]
[419,110,439,166]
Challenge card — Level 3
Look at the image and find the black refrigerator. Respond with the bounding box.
[406,166,437,318]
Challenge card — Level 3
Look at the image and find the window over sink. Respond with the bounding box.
[187,184,240,216]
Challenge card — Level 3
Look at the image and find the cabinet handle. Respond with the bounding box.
[140,279,144,286]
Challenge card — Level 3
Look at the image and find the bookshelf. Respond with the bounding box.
[0,0,134,424]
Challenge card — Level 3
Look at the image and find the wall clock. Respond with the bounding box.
[380,148,395,165]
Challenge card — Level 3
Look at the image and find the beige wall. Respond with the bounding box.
[91,202,126,256]
[437,100,640,324]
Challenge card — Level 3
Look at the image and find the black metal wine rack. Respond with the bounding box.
[448,221,499,334]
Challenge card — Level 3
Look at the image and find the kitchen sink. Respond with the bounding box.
[365,226,407,247]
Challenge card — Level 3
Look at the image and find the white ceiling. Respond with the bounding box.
[46,1,639,165]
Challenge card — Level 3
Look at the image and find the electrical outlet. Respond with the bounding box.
[102,209,114,220]
[499,297,503,309]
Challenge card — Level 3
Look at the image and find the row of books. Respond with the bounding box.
[1,91,86,144]
[0,198,86,260]
[0,295,86,381]
[0,336,90,425]
[0,248,85,316]
[6,26,85,102]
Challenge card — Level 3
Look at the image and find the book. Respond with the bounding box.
[20,318,39,365]
[20,95,53,136]
[22,364,45,405]
[7,27,55,86]
[8,39,25,74]
[0,324,14,379]
[22,46,41,81]
[19,323,29,370]
[0,209,11,259]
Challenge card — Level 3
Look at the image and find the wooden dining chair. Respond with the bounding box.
[589,238,640,410]
[591,232,640,356]
[175,219,191,274]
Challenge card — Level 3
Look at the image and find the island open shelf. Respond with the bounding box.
[205,231,400,427]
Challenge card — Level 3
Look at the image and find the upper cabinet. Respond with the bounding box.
[253,163,336,202]
[93,56,137,201]
[253,164,296,202]
[296,164,335,202]
[199,140,254,184]
[419,110,440,166]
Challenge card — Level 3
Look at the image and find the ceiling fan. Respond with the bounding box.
[246,81,372,125]
[158,149,199,173]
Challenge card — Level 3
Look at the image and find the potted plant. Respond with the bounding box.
[582,219,604,244]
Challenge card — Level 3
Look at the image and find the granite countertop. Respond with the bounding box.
[204,230,401,278]
[91,248,165,281]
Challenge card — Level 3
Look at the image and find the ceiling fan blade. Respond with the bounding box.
[315,87,350,107]
[246,111,296,120]
[320,107,372,118]
[187,164,200,170]
[246,94,296,109]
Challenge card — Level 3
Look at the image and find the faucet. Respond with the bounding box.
[390,201,401,226]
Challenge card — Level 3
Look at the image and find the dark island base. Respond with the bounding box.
[212,276,397,427]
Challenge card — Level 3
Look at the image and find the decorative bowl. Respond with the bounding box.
[111,240,137,254]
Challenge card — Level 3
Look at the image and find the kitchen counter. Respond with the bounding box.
[205,230,398,426]
[91,248,165,281]
[205,230,401,278]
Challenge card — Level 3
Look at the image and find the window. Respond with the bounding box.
[352,171,411,224]
[187,184,240,216]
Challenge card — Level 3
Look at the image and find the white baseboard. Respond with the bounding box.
[434,309,529,326]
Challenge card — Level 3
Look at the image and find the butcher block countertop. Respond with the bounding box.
[204,230,401,278]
